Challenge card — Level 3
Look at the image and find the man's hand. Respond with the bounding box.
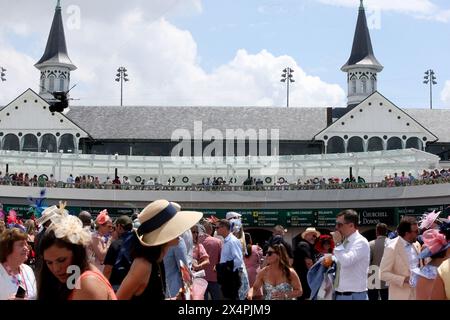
[331,231,343,245]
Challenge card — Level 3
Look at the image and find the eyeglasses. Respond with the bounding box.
[266,251,277,256]
[191,231,198,234]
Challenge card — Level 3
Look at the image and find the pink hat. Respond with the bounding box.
[419,228,450,259]
[96,209,110,225]
[419,210,441,230]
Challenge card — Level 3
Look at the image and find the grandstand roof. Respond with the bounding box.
[66,106,329,141]
[406,109,450,144]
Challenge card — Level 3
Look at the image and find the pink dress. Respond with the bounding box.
[68,270,117,300]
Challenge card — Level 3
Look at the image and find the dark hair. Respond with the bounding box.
[397,216,418,237]
[218,219,231,231]
[376,223,388,237]
[269,243,292,283]
[78,211,92,227]
[0,228,28,262]
[115,215,133,232]
[245,233,253,257]
[130,232,164,263]
[37,229,89,301]
[337,209,359,227]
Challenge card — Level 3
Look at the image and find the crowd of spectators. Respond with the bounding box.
[0,168,450,191]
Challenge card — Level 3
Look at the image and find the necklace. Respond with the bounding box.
[3,263,28,297]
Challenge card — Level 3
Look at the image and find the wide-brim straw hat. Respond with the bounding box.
[137,199,202,247]
[301,227,321,239]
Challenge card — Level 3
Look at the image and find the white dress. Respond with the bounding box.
[0,263,37,300]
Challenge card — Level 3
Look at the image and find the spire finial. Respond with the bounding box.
[56,0,61,9]
[360,0,364,9]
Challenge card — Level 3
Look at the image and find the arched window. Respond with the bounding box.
[371,75,376,93]
[406,137,423,150]
[49,75,56,92]
[22,134,38,152]
[41,134,57,152]
[387,137,403,150]
[367,137,383,152]
[59,134,75,153]
[327,136,345,154]
[350,75,357,94]
[2,134,20,151]
[361,76,368,94]
[347,136,364,153]
[59,74,66,91]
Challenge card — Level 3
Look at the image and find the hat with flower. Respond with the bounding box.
[48,204,91,247]
[419,220,450,259]
[95,209,111,225]
[419,210,442,230]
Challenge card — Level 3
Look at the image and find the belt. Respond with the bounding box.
[335,291,356,296]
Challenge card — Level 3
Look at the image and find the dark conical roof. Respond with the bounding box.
[341,1,382,71]
[35,2,76,70]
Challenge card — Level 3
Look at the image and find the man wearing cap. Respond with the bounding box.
[333,209,370,300]
[103,215,134,291]
[226,212,246,255]
[293,227,320,300]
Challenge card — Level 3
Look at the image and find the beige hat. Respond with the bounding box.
[137,199,202,247]
[301,227,321,239]
[36,205,60,226]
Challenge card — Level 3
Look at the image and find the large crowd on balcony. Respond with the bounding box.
[0,168,449,191]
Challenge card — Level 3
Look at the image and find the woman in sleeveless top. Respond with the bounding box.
[37,212,116,300]
[247,243,302,300]
[116,200,202,300]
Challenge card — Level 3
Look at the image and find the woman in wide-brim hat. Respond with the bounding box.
[116,200,202,300]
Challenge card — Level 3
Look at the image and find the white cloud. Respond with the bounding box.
[0,1,345,108]
[316,0,450,22]
[441,81,450,108]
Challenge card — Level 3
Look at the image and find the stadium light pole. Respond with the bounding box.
[115,67,129,106]
[1,66,6,82]
[281,67,295,107]
[423,69,437,110]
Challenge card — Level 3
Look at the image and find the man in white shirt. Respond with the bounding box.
[332,209,370,300]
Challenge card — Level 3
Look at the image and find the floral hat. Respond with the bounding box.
[419,210,441,230]
[419,221,450,259]
[95,209,111,225]
[48,209,91,246]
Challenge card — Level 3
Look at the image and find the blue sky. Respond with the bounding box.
[0,0,449,108]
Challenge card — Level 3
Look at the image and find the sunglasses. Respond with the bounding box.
[266,251,277,256]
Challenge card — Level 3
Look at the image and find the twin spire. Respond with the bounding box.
[34,0,381,107]
[342,0,382,72]
[35,0,76,71]
[35,0,76,102]
[341,0,383,108]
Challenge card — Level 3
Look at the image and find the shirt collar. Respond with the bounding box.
[345,230,359,243]
[399,236,412,247]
